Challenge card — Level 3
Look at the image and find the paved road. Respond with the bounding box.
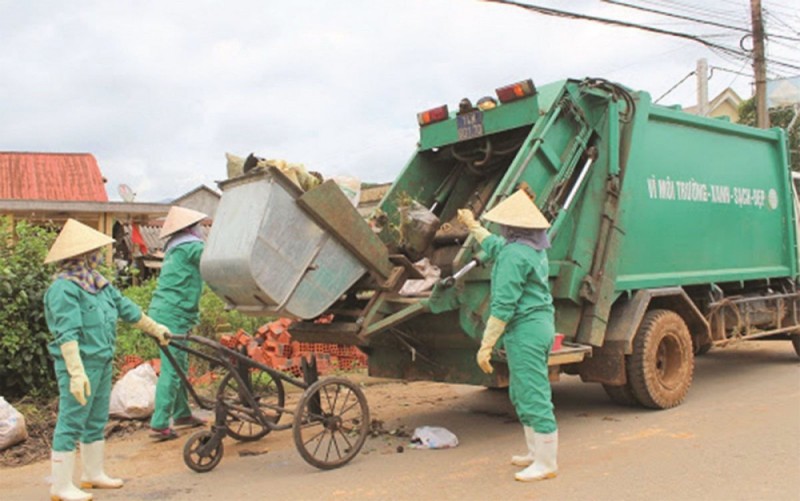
[3,341,799,500]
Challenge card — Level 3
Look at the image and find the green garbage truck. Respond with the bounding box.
[201,76,800,410]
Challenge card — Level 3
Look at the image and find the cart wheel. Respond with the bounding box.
[292,377,370,470]
[217,370,285,442]
[183,430,224,473]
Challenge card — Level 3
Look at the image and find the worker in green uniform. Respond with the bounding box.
[149,206,208,440]
[458,189,558,482]
[44,219,170,501]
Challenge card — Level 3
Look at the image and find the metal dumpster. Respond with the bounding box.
[199,168,370,319]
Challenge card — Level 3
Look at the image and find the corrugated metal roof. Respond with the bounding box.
[121,221,212,259]
[0,152,108,202]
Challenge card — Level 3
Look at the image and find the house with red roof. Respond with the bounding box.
[0,152,109,202]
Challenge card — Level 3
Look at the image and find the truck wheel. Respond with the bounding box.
[628,310,694,409]
[792,335,800,358]
[602,383,639,406]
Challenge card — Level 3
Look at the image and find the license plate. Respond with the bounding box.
[457,111,484,141]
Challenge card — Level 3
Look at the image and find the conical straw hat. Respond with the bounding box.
[482,190,550,229]
[159,206,208,239]
[44,219,115,264]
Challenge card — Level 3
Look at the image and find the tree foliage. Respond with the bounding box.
[0,216,271,398]
[0,218,57,399]
[738,98,799,172]
[115,280,272,364]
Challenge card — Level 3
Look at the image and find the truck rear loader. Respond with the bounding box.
[201,76,800,409]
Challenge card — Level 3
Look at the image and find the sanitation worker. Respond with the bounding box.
[457,189,558,482]
[149,206,208,441]
[44,219,170,501]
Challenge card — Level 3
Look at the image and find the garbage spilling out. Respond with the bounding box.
[409,426,459,450]
[0,397,28,451]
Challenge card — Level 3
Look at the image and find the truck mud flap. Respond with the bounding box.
[578,341,626,385]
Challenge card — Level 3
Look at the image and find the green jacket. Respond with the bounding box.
[481,234,554,328]
[148,241,204,333]
[45,280,142,363]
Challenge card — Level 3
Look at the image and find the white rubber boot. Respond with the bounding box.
[510,425,536,466]
[50,450,92,501]
[79,440,123,489]
[515,430,558,482]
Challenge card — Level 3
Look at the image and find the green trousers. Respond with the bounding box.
[504,313,558,434]
[52,360,112,451]
[150,340,192,430]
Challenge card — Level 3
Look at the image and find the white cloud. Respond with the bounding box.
[0,0,796,201]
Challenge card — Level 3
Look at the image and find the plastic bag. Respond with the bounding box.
[399,201,440,261]
[409,426,459,449]
[109,363,158,419]
[331,176,362,207]
[0,397,28,451]
[225,152,245,179]
[399,258,441,296]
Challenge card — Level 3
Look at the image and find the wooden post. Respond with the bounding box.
[98,213,114,265]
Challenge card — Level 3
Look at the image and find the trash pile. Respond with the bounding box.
[118,317,369,382]
[219,317,369,378]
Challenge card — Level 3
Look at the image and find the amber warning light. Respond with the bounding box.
[495,79,536,103]
[417,105,449,126]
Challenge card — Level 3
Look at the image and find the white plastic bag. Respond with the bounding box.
[409,426,459,449]
[109,363,158,419]
[399,258,441,296]
[0,397,28,451]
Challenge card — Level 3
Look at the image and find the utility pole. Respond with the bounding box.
[750,0,769,128]
[697,58,709,117]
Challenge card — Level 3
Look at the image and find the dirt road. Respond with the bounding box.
[2,341,798,501]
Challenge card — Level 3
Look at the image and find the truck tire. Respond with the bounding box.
[628,310,694,409]
[792,335,800,358]
[602,383,639,407]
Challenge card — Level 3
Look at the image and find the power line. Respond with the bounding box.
[484,0,746,57]
[602,0,750,33]
[635,0,748,25]
[764,10,800,37]
[763,1,800,21]
[709,64,753,78]
[654,70,695,102]
[603,0,800,41]
[484,1,800,72]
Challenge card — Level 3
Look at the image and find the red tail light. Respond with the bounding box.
[495,79,536,103]
[417,105,449,126]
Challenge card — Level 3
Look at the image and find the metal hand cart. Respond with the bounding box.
[158,334,370,472]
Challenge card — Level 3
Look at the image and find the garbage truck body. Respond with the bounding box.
[201,77,800,409]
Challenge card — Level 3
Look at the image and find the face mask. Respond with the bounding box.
[86,250,104,269]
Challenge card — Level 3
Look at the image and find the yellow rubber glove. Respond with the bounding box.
[477,316,507,374]
[133,314,171,346]
[61,341,90,406]
[457,209,491,244]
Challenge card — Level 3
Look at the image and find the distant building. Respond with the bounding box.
[0,151,168,232]
[0,151,108,203]
[684,87,744,122]
[0,152,170,284]
[172,184,220,218]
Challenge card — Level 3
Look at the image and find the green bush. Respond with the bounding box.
[0,218,57,399]
[115,279,160,362]
[0,216,273,392]
[115,280,272,364]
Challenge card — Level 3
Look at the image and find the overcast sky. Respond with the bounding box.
[2,0,798,201]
